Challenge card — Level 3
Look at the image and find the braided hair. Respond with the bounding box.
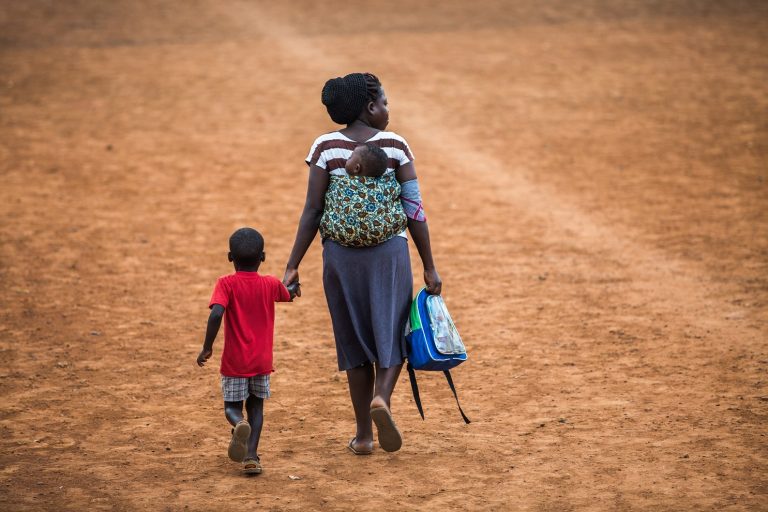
[362,72,382,102]
[321,72,382,125]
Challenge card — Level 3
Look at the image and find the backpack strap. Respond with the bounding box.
[443,370,471,424]
[406,363,471,424]
[406,362,425,420]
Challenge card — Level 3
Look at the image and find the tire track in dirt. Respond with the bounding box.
[237,2,747,344]
[2,2,765,509]
[223,4,767,509]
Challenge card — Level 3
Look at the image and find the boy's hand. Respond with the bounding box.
[283,268,301,300]
[197,347,213,367]
[287,282,301,300]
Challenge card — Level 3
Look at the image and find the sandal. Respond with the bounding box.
[228,420,251,462]
[370,398,402,452]
[243,457,262,475]
[347,437,373,455]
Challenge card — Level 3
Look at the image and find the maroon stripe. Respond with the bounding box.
[309,139,359,165]
[326,158,348,171]
[369,138,413,160]
[309,135,413,166]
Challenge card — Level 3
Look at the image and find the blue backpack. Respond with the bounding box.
[405,288,470,424]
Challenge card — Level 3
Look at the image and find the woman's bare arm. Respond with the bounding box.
[396,161,442,295]
[283,165,329,286]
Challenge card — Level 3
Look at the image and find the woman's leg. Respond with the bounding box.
[370,362,404,452]
[373,362,403,408]
[346,363,375,449]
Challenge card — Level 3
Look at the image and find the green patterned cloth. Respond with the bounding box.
[320,174,407,248]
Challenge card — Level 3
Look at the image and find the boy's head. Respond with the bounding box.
[345,143,389,177]
[228,227,265,269]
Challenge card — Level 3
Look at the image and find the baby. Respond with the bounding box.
[344,143,388,178]
[320,143,407,247]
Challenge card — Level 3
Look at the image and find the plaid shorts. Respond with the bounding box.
[220,374,271,402]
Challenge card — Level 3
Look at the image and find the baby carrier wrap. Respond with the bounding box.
[320,174,407,248]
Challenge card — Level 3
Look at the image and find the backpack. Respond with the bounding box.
[405,288,470,424]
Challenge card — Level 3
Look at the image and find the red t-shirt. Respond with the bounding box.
[209,271,291,377]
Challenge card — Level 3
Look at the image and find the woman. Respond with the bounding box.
[283,72,441,454]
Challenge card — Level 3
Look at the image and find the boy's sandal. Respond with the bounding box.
[243,458,262,475]
[228,420,251,463]
[370,398,403,453]
[347,437,373,456]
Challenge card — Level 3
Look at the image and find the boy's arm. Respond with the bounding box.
[197,304,225,366]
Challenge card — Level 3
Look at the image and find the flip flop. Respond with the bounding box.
[228,420,251,462]
[347,437,373,456]
[243,458,262,475]
[370,402,402,452]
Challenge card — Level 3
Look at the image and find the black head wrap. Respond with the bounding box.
[321,73,369,125]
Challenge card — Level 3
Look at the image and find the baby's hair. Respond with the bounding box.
[361,143,389,177]
[229,227,264,266]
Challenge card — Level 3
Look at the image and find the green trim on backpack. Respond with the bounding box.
[409,287,424,331]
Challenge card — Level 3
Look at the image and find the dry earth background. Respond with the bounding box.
[1,1,767,510]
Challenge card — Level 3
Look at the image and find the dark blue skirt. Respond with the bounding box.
[322,236,412,371]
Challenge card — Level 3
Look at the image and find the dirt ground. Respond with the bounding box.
[1,1,767,510]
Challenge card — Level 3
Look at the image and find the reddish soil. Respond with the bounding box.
[1,1,766,510]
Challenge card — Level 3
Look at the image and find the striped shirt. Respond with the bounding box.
[305,131,415,176]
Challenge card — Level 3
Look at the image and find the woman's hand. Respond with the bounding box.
[424,268,442,295]
[283,267,300,289]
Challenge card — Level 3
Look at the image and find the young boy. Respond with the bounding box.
[196,227,298,475]
[319,143,408,247]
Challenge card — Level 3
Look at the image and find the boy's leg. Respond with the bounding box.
[222,376,251,462]
[346,362,375,452]
[224,400,250,462]
[244,394,264,460]
[222,376,248,426]
[224,401,244,426]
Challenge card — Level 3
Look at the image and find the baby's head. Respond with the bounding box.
[227,227,265,271]
[345,143,388,177]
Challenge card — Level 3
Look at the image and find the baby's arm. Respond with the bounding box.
[197,304,225,366]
